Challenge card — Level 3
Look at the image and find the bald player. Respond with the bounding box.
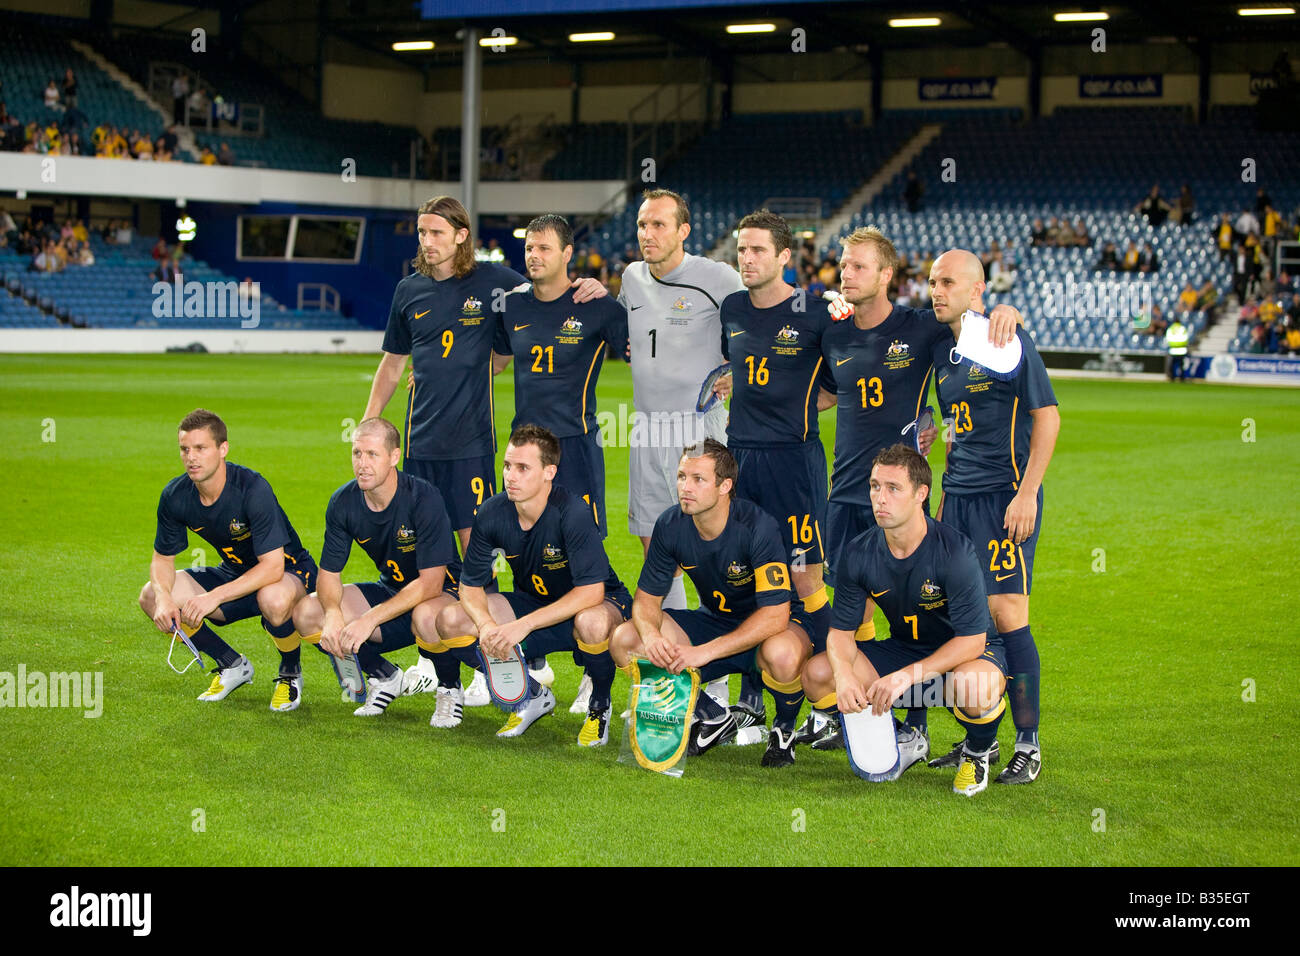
[924,249,1059,784]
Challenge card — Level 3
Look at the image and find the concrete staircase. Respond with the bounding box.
[1196,296,1237,353]
[69,39,201,162]
[818,123,943,245]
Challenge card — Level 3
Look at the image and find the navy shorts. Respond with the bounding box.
[352,581,420,652]
[824,500,873,588]
[859,637,1008,709]
[404,454,496,532]
[504,586,631,660]
[663,607,759,683]
[556,431,607,538]
[186,552,316,625]
[940,486,1042,595]
[733,441,829,566]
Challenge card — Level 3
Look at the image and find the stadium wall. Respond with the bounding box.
[0,329,384,353]
[111,0,218,33]
[0,154,626,215]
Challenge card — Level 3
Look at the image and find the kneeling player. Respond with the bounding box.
[292,418,461,718]
[435,424,630,745]
[801,445,1007,795]
[610,439,811,768]
[139,408,318,710]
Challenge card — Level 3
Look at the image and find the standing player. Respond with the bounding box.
[434,425,631,745]
[139,408,317,711]
[498,214,628,536]
[802,445,1008,795]
[609,439,812,768]
[925,249,1059,784]
[290,418,465,719]
[363,196,605,703]
[620,188,744,708]
[810,228,1020,750]
[720,209,836,738]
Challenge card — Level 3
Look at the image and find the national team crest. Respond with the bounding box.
[462,296,483,315]
[543,544,563,561]
[886,340,909,360]
[671,296,693,313]
[725,560,753,587]
[920,579,943,601]
[561,317,583,334]
[228,518,248,537]
[776,325,799,344]
[968,363,988,381]
[396,525,415,541]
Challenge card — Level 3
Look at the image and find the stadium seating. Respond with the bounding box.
[0,236,366,331]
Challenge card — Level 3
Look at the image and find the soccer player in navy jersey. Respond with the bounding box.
[808,227,1020,752]
[291,418,463,719]
[364,196,606,705]
[719,209,836,740]
[139,408,317,711]
[434,425,631,746]
[609,439,812,767]
[924,249,1059,784]
[802,445,1007,795]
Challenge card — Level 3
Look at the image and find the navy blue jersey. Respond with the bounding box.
[821,304,947,505]
[639,498,796,621]
[499,288,628,438]
[154,462,312,572]
[381,263,526,461]
[460,484,624,600]
[721,288,833,445]
[831,517,993,651]
[931,326,1058,495]
[319,471,459,591]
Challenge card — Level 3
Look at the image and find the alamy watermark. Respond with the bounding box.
[152,272,260,328]
[0,666,103,718]
[1041,272,1153,320]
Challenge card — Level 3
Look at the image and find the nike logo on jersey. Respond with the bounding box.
[995,572,1017,582]
[629,304,643,311]
[729,330,745,337]
[836,357,854,366]
[357,537,371,544]
[505,554,520,559]
[680,564,697,570]
[413,310,430,320]
[191,527,204,532]
[870,589,890,598]
[514,324,530,331]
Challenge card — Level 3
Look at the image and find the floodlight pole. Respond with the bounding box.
[462,28,482,236]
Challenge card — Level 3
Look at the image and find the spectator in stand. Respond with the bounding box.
[1044,216,1063,246]
[172,73,189,124]
[1176,282,1198,315]
[1215,213,1233,260]
[1196,278,1219,311]
[0,205,15,239]
[988,248,1017,293]
[1174,184,1195,226]
[1278,270,1295,296]
[903,169,923,213]
[1259,267,1277,303]
[1254,187,1273,219]
[134,133,154,160]
[1094,241,1120,271]
[1055,219,1077,247]
[115,220,133,245]
[161,125,179,155]
[218,142,235,166]
[188,87,208,125]
[1030,218,1048,246]
[817,255,838,291]
[1238,297,1259,331]
[32,239,63,273]
[1283,322,1300,356]
[980,240,1000,273]
[154,138,173,162]
[1072,218,1091,247]
[65,130,84,156]
[806,262,826,298]
[1262,204,1284,260]
[199,145,217,165]
[1120,240,1140,272]
[1259,296,1283,329]
[1287,292,1300,326]
[62,69,77,111]
[43,79,61,112]
[1138,242,1160,274]
[1235,206,1260,243]
[152,236,168,264]
[1135,185,1171,228]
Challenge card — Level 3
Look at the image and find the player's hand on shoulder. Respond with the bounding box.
[570,276,608,302]
[987,304,1022,347]
[825,290,854,322]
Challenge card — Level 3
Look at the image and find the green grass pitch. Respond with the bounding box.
[0,353,1296,865]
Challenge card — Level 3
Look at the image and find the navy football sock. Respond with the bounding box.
[1000,625,1040,745]
[694,689,728,723]
[955,700,1005,755]
[762,670,803,732]
[432,650,461,689]
[738,671,764,711]
[356,643,397,680]
[188,623,240,669]
[262,617,300,673]
[417,644,438,664]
